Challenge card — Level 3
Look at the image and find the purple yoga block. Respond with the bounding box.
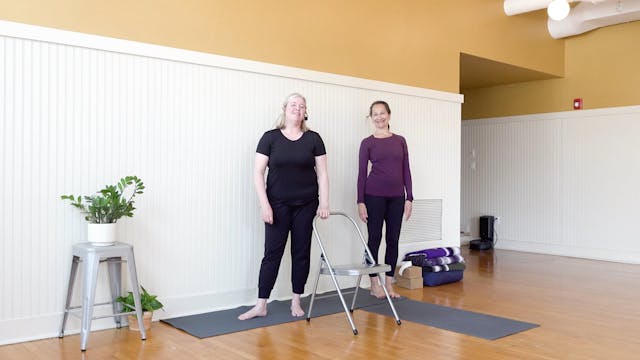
[422,270,464,287]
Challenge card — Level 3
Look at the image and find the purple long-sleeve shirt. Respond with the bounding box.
[357,134,413,203]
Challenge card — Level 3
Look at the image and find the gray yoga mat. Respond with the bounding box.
[363,298,539,340]
[162,288,538,340]
[161,289,386,339]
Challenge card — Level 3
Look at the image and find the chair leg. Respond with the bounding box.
[107,257,123,328]
[80,253,100,351]
[328,272,358,335]
[350,275,362,312]
[59,256,79,338]
[126,249,146,340]
[306,257,324,321]
[377,273,401,325]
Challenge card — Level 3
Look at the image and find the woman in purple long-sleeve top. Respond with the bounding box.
[357,100,413,298]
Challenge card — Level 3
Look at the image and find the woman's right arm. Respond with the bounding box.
[357,140,369,223]
[254,153,273,224]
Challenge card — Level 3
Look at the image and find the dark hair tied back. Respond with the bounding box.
[369,101,391,117]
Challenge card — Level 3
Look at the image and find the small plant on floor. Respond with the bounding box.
[116,286,164,315]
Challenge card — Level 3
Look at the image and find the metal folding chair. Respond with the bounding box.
[306,211,401,335]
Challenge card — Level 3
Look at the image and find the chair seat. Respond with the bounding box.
[320,263,391,276]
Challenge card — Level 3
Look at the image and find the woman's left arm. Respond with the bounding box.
[402,137,413,220]
[315,154,330,219]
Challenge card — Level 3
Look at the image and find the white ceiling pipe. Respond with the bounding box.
[548,0,640,38]
[504,0,611,16]
[504,0,553,16]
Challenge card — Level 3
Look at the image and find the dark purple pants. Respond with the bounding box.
[365,194,405,277]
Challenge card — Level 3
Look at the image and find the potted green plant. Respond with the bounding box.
[115,286,164,331]
[61,176,144,246]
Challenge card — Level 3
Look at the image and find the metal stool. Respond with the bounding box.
[59,242,146,351]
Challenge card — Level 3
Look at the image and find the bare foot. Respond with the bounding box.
[369,278,386,299]
[385,284,401,298]
[291,294,305,317]
[238,299,267,320]
[385,275,401,298]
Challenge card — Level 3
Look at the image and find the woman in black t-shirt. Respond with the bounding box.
[239,93,330,320]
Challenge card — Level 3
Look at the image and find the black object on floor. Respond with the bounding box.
[162,288,538,340]
[469,238,494,250]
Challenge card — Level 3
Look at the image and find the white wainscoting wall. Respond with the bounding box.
[462,105,640,264]
[0,20,462,345]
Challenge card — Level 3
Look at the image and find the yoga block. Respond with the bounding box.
[395,266,422,279]
[422,270,464,287]
[396,276,423,289]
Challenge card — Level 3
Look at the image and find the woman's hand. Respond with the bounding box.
[254,154,272,224]
[404,200,412,221]
[317,206,330,219]
[261,204,273,224]
[358,203,368,223]
[315,155,330,220]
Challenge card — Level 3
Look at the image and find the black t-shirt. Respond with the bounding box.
[256,129,326,204]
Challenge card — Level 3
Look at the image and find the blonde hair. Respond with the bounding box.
[275,93,309,131]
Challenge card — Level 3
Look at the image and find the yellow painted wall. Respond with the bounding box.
[0,0,563,94]
[463,20,640,119]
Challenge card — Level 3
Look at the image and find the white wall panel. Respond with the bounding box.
[462,106,640,263]
[562,113,640,252]
[0,20,462,345]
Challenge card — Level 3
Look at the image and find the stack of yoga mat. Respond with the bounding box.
[403,247,465,286]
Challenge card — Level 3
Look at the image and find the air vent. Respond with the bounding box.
[399,199,442,243]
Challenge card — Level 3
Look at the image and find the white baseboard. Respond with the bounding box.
[0,288,255,346]
[460,235,475,246]
[0,306,126,346]
[0,285,354,346]
[496,239,640,264]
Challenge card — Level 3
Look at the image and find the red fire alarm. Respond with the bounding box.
[573,98,583,110]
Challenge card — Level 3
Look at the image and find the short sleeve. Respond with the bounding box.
[313,132,326,156]
[256,131,272,156]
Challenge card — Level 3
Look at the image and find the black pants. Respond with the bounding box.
[365,194,405,277]
[258,199,318,299]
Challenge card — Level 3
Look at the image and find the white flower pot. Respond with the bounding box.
[87,223,117,246]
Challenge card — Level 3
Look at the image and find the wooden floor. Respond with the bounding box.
[2,247,640,359]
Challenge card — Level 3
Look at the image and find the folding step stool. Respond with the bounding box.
[306,211,401,335]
